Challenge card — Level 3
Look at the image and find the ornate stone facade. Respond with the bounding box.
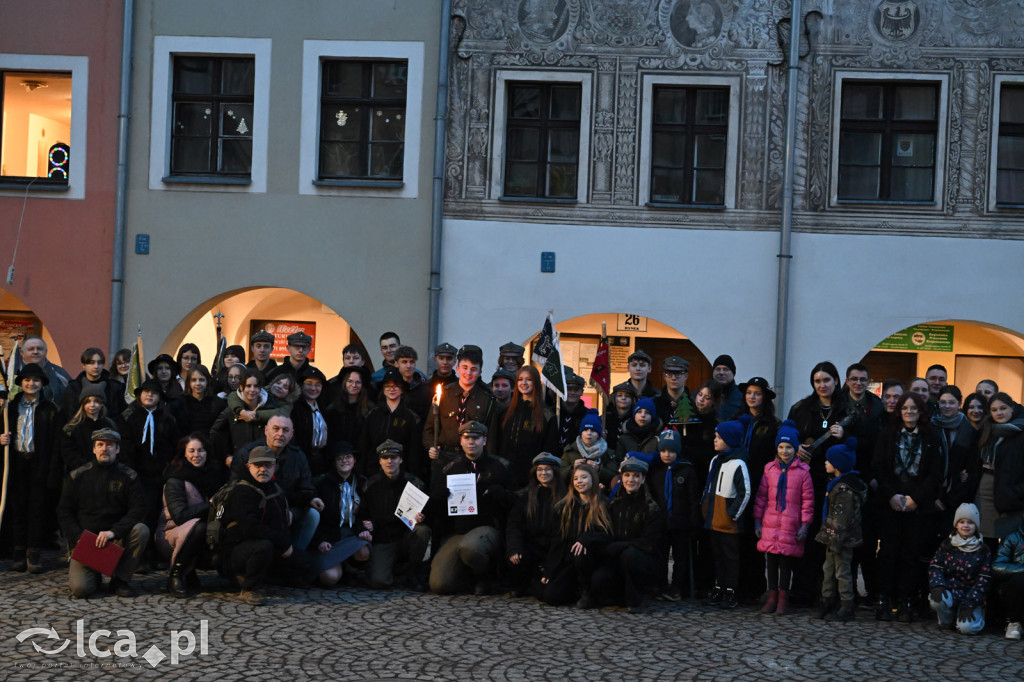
[443,0,1024,238]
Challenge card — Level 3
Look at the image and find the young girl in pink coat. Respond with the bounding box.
[754,420,815,614]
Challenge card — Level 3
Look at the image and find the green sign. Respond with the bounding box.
[874,324,954,352]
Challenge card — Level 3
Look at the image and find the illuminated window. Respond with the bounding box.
[0,71,72,184]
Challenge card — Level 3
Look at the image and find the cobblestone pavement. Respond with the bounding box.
[0,551,1020,681]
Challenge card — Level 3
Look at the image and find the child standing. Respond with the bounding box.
[753,420,813,615]
[927,502,991,635]
[650,428,700,601]
[700,420,750,609]
[815,439,868,622]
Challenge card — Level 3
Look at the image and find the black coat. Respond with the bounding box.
[170,394,226,438]
[873,426,945,514]
[606,488,665,557]
[2,394,61,489]
[506,485,559,560]
[359,400,424,479]
[57,460,147,544]
[358,471,427,545]
[648,458,701,532]
[220,471,291,555]
[312,469,367,546]
[495,402,557,488]
[52,415,117,488]
[117,403,180,482]
[430,453,514,538]
[61,370,126,419]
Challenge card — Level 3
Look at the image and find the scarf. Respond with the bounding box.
[311,403,327,449]
[16,398,37,453]
[894,429,921,477]
[822,470,859,522]
[575,435,607,462]
[931,411,965,431]
[141,407,157,455]
[664,465,674,515]
[338,480,354,528]
[950,533,983,553]
[625,417,657,444]
[774,457,796,512]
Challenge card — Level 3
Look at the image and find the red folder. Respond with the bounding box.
[70,531,125,577]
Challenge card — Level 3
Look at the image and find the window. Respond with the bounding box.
[649,86,728,205]
[838,81,939,202]
[150,36,270,192]
[318,60,406,182]
[1,70,72,185]
[503,83,581,199]
[996,84,1024,206]
[170,56,254,177]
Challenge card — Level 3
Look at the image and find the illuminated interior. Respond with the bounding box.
[1,71,72,179]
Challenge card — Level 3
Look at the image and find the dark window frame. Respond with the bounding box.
[837,80,940,203]
[317,59,407,183]
[169,55,255,178]
[996,83,1024,207]
[648,85,729,207]
[502,82,582,201]
[0,69,73,187]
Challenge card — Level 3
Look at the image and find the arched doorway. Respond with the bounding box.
[161,287,369,379]
[859,320,1024,402]
[519,312,713,409]
[0,288,64,367]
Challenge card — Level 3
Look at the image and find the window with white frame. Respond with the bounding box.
[299,41,423,198]
[836,78,941,203]
[637,74,740,209]
[491,70,592,202]
[995,83,1024,206]
[149,36,271,192]
[0,54,88,199]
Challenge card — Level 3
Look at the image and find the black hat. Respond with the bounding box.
[376,439,404,455]
[78,382,107,403]
[379,367,408,391]
[628,350,652,365]
[619,456,649,473]
[612,381,637,398]
[15,363,49,386]
[491,368,515,383]
[712,354,736,374]
[287,331,312,347]
[566,371,585,388]
[434,342,458,358]
[224,345,246,362]
[248,445,278,465]
[147,353,180,377]
[250,330,274,345]
[135,378,164,398]
[459,420,488,436]
[662,356,690,372]
[298,366,327,384]
[456,344,483,365]
[91,427,121,443]
[737,376,776,401]
[499,342,525,356]
[332,441,358,458]
[532,452,561,468]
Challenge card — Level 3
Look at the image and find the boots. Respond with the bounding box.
[167,563,188,598]
[26,548,43,574]
[827,600,856,622]
[817,596,837,619]
[760,590,779,614]
[11,547,27,572]
[775,590,790,615]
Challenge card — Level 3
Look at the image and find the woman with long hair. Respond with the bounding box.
[52,383,118,486]
[963,392,989,431]
[171,365,226,436]
[156,433,224,596]
[976,392,1024,544]
[873,391,944,622]
[497,365,556,487]
[538,460,611,606]
[325,365,372,450]
[505,452,567,596]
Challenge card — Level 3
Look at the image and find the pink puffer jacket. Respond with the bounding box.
[754,458,815,557]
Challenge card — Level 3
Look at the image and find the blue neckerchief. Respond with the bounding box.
[665,466,673,515]
[775,457,795,512]
[822,470,859,522]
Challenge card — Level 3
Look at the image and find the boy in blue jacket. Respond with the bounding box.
[700,420,750,609]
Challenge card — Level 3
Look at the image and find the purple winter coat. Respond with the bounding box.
[754,458,814,558]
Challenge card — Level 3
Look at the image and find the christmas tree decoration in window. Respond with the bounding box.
[236,118,248,135]
[336,110,348,126]
[48,142,70,180]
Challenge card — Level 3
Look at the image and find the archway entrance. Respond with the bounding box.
[521,312,713,408]
[164,287,369,379]
[0,288,63,366]
[860,320,1024,402]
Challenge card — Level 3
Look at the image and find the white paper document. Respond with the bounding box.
[394,481,430,529]
[446,473,478,516]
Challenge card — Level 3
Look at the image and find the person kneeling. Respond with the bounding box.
[312,442,371,587]
[928,503,991,635]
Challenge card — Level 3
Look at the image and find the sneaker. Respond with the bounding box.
[896,602,916,623]
[718,588,739,610]
[657,586,682,602]
[238,589,264,606]
[875,598,893,622]
[702,585,723,606]
[1006,622,1022,640]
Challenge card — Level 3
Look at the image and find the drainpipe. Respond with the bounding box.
[427,0,452,358]
[109,0,134,353]
[773,0,803,411]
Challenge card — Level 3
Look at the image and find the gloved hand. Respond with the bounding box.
[957,603,976,622]
[754,520,763,539]
[929,586,947,603]
[795,524,808,542]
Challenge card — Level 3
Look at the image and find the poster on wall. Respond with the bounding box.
[250,320,317,361]
[0,315,41,359]
[874,323,954,352]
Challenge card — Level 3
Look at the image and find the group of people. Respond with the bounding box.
[3,332,1024,638]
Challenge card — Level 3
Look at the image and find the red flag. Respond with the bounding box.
[590,337,610,395]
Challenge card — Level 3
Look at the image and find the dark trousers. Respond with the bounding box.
[765,552,795,591]
[227,539,275,589]
[999,573,1024,623]
[536,552,596,605]
[7,453,51,548]
[852,494,879,597]
[657,529,693,596]
[877,510,926,602]
[710,531,741,590]
[592,546,657,607]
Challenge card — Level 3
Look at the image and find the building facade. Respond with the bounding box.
[438,0,1024,406]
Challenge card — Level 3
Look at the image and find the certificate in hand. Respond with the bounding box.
[395,481,429,530]
[446,473,478,516]
[70,531,124,577]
